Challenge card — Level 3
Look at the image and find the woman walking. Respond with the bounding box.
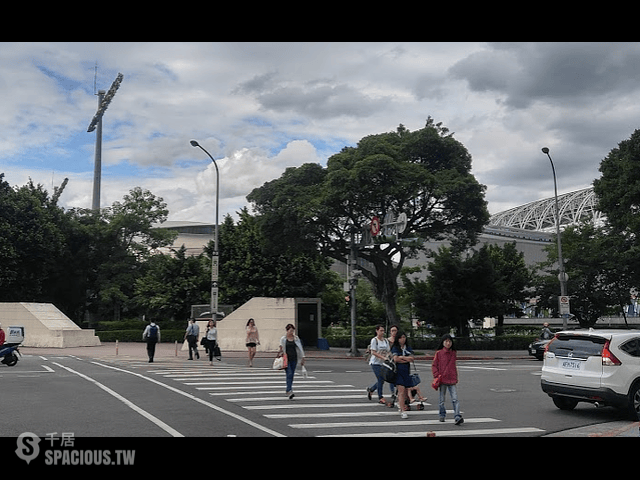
[431,333,463,425]
[278,324,305,399]
[204,319,218,365]
[366,325,394,405]
[391,331,414,418]
[245,318,260,367]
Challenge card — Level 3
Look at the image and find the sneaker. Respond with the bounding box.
[439,417,445,422]
[367,388,373,401]
[455,416,464,425]
[401,412,408,419]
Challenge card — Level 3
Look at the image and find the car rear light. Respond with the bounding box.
[602,340,622,366]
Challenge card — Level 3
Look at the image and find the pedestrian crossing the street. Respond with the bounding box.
[141,360,545,437]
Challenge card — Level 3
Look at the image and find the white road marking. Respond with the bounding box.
[52,362,183,437]
[91,361,286,437]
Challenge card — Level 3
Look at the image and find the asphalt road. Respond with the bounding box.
[1,349,633,441]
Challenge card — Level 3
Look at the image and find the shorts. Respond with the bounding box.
[246,342,257,348]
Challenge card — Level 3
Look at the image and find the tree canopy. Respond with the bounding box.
[248,118,489,323]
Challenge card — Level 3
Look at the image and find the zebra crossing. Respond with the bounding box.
[145,361,545,437]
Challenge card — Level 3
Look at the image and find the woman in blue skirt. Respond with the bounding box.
[391,331,415,418]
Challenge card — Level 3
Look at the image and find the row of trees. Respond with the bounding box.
[2,118,639,333]
[247,119,640,332]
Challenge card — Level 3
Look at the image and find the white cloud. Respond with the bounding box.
[2,41,640,224]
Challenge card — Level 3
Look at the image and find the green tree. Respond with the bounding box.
[215,208,333,309]
[248,118,489,324]
[535,223,634,327]
[86,187,177,322]
[594,128,640,285]
[402,242,532,334]
[133,246,210,321]
[0,176,69,303]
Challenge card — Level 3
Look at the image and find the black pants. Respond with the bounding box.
[187,335,199,359]
[206,339,219,362]
[146,340,157,361]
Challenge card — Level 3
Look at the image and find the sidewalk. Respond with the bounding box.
[18,342,639,437]
[20,341,531,361]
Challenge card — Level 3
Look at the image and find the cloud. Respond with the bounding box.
[450,42,640,109]
[4,41,640,225]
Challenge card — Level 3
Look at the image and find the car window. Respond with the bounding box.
[619,338,640,357]
[547,334,606,359]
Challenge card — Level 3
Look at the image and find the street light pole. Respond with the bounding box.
[542,147,568,328]
[190,140,220,318]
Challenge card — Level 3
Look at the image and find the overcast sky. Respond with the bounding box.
[2,42,638,224]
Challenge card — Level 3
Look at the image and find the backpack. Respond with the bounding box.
[148,325,158,341]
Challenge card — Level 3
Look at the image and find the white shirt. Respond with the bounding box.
[369,337,390,366]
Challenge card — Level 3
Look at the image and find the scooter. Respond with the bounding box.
[1,325,24,367]
[0,342,21,366]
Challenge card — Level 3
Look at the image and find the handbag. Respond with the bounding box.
[272,353,288,370]
[409,361,421,387]
[381,357,397,383]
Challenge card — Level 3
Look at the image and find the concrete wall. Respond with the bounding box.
[183,297,320,354]
[0,303,101,348]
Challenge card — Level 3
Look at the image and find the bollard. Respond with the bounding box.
[116,339,119,356]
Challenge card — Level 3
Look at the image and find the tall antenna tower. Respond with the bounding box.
[87,71,124,211]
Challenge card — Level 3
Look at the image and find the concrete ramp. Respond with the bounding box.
[189,297,321,353]
[0,303,101,348]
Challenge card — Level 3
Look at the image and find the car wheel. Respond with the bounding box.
[552,396,578,410]
[627,381,640,421]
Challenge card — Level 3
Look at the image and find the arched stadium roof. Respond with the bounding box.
[488,186,603,233]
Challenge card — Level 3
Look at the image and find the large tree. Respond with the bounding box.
[248,118,489,323]
[594,128,640,285]
[402,242,532,334]
[216,208,333,308]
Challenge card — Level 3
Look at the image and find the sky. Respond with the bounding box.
[2,42,640,225]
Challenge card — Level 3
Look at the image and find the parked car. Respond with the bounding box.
[528,338,552,360]
[541,329,640,419]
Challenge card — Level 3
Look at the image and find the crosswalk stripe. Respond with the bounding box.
[317,427,545,437]
[264,410,450,418]
[194,383,352,391]
[244,403,385,410]
[208,388,360,396]
[227,395,366,402]
[290,417,500,429]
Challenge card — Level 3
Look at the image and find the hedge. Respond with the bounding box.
[96,329,186,343]
[96,329,537,351]
[324,332,537,351]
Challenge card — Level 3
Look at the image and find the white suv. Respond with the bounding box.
[541,329,640,419]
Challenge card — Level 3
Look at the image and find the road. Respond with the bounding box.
[1,349,632,442]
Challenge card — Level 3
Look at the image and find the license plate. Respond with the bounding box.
[560,359,583,371]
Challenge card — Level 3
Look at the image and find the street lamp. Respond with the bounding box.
[542,147,569,328]
[87,72,124,211]
[190,140,220,318]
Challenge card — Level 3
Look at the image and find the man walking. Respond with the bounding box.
[142,320,161,362]
[185,319,200,360]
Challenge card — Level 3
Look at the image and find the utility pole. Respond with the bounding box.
[347,225,360,357]
[87,72,123,211]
